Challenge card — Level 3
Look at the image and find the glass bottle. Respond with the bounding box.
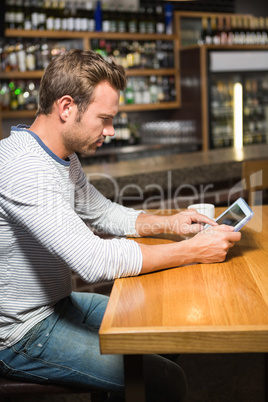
[125,78,135,104]
[16,40,26,72]
[9,81,19,110]
[0,81,10,110]
[86,2,95,32]
[156,4,165,35]
[25,42,36,71]
[128,6,138,34]
[15,0,24,29]
[24,80,38,110]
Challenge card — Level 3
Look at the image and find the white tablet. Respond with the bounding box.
[213,197,254,232]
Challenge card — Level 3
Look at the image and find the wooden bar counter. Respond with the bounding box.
[99,205,268,401]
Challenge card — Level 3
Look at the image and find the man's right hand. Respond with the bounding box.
[187,224,241,264]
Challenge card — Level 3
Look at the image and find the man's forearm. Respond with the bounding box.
[135,212,171,237]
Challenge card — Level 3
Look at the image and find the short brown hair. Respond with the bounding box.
[37,49,126,116]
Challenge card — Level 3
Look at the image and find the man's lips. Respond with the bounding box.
[96,137,105,147]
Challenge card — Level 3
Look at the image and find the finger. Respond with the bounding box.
[190,212,218,226]
[228,241,236,248]
[212,224,235,232]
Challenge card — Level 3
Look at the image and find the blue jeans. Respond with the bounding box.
[0,292,187,401]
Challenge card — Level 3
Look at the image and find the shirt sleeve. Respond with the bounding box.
[70,154,145,237]
[0,154,143,283]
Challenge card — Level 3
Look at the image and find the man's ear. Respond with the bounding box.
[57,95,75,122]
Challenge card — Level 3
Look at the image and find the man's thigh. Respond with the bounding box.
[1,293,125,392]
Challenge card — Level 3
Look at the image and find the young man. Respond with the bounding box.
[0,50,241,401]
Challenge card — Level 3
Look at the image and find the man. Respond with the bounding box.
[0,50,241,401]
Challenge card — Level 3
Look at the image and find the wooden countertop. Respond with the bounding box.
[99,205,268,355]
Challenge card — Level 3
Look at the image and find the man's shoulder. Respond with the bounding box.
[0,129,51,173]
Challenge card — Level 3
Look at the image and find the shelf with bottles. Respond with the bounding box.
[0,34,180,117]
[5,0,173,36]
[0,73,178,117]
[175,11,268,49]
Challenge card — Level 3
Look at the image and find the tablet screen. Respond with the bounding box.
[216,204,246,227]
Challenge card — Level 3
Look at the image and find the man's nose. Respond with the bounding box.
[103,124,115,137]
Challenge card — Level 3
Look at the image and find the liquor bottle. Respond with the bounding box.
[7,41,18,71]
[45,0,54,30]
[86,2,95,32]
[37,0,46,30]
[41,40,50,68]
[164,2,173,35]
[24,80,38,110]
[25,42,36,70]
[254,18,262,45]
[229,16,237,45]
[125,78,134,104]
[199,17,207,45]
[102,3,110,32]
[243,16,251,45]
[15,0,24,29]
[238,16,246,44]
[219,17,228,45]
[120,112,131,143]
[233,16,241,44]
[0,81,10,110]
[133,78,143,104]
[248,18,256,44]
[117,6,127,33]
[225,16,233,45]
[30,0,39,30]
[142,80,151,104]
[145,6,155,34]
[138,7,146,34]
[211,17,220,45]
[128,6,138,34]
[53,0,62,31]
[156,4,165,35]
[199,17,209,45]
[16,80,26,110]
[16,40,26,71]
[66,1,75,31]
[9,81,19,110]
[149,75,158,103]
[94,0,102,32]
[157,76,164,102]
[259,17,267,45]
[6,0,16,29]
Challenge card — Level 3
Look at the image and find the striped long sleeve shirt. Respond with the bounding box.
[0,126,143,350]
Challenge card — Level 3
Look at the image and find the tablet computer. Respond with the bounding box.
[206,197,254,232]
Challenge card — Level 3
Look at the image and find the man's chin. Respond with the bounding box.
[79,149,97,157]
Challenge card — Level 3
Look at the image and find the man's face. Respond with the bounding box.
[63,81,120,157]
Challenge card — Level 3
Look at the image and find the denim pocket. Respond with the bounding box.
[15,320,43,352]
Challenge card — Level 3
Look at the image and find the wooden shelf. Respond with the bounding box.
[119,101,180,112]
[1,110,37,119]
[0,71,44,79]
[0,69,177,80]
[1,100,180,119]
[5,29,176,41]
[181,44,268,51]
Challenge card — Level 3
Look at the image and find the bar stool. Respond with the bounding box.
[0,376,108,402]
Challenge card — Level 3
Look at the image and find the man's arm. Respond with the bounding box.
[135,210,241,274]
[139,225,240,274]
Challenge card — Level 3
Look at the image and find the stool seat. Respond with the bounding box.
[0,376,107,401]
